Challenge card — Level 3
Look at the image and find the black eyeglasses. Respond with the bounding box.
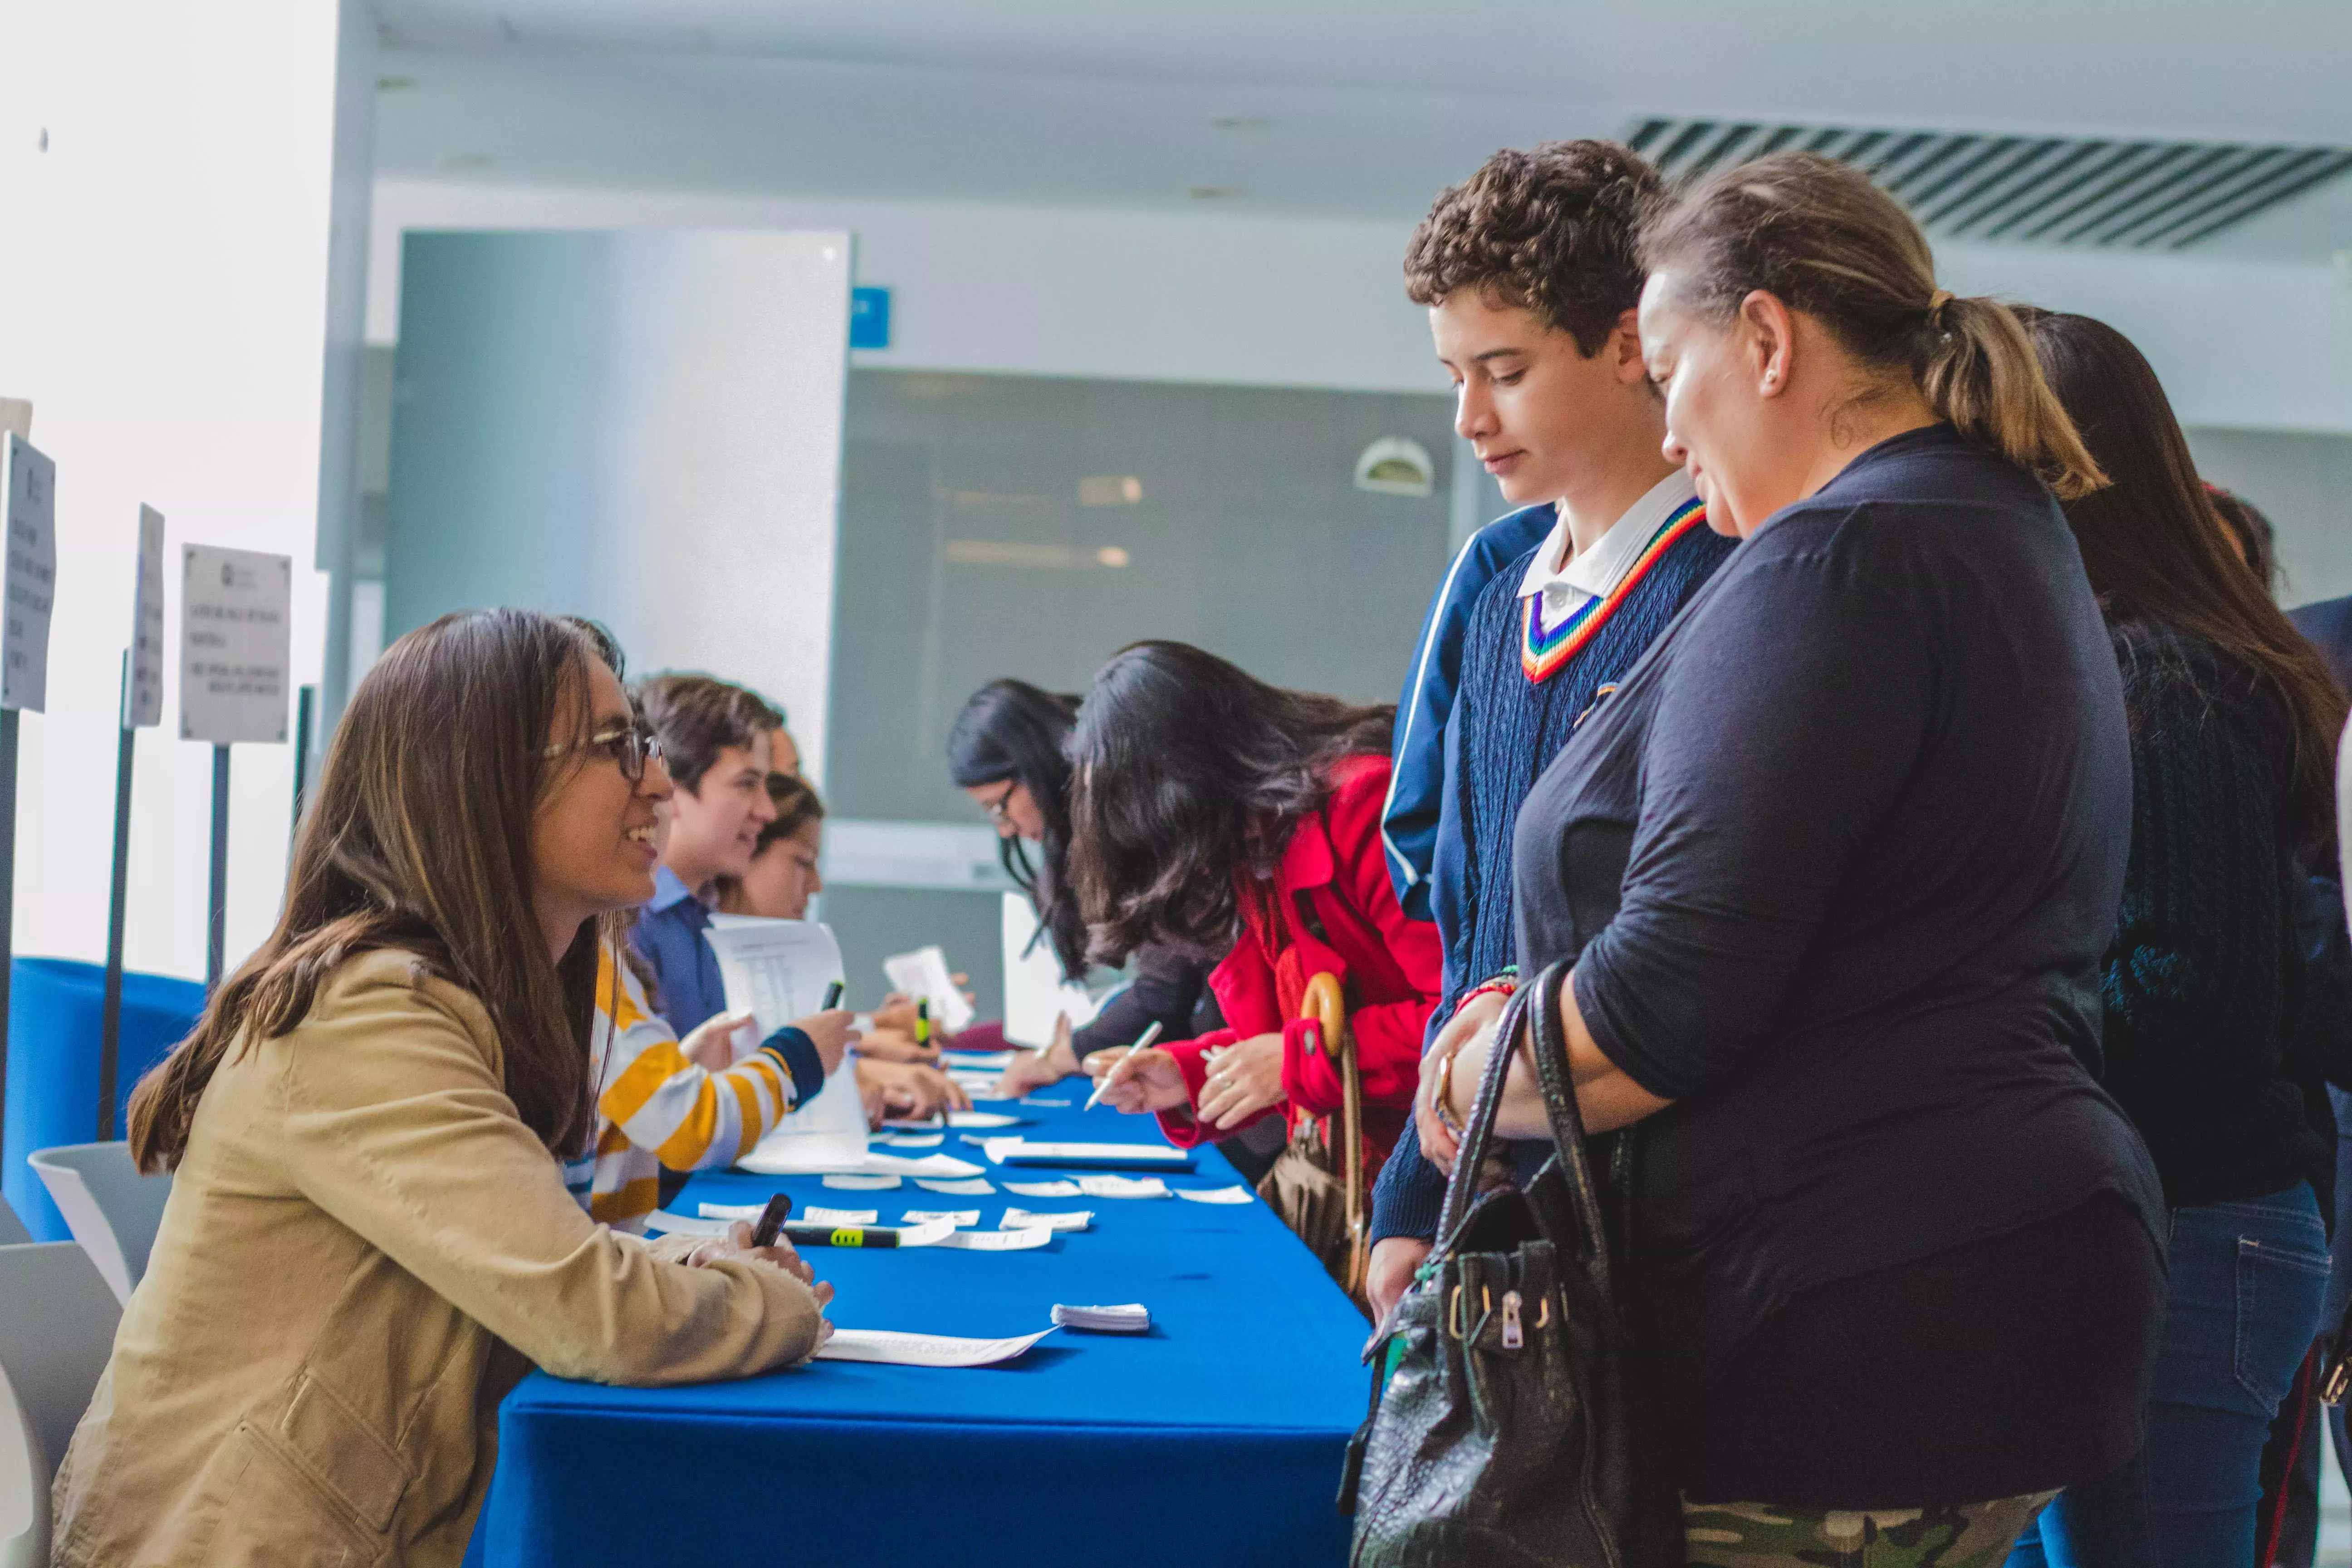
[980,780,1018,823]
[544,722,664,783]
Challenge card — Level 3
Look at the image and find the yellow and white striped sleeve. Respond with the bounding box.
[593,950,800,1171]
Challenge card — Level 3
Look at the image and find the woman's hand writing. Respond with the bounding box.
[1083,1046,1191,1113]
[998,1014,1077,1099]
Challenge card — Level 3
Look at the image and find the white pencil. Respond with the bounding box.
[1083,1021,1166,1112]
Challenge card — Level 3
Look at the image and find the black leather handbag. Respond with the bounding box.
[1339,960,1682,1568]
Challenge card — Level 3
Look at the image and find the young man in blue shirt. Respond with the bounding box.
[1370,140,1737,1317]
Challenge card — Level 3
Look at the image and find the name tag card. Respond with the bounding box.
[1,435,56,713]
[180,545,292,744]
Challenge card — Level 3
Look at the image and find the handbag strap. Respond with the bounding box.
[1522,960,1613,1295]
[1432,982,1536,1243]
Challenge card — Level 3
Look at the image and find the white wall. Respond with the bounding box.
[0,1,370,978]
[372,178,2352,435]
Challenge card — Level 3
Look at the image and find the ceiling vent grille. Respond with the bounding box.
[1626,119,2352,250]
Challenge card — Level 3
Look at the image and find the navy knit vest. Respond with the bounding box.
[1449,523,1736,1004]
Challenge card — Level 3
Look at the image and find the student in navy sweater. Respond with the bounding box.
[1366,140,1737,1317]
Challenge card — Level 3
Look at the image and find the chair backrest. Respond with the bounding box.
[0,1197,28,1250]
[0,1354,49,1568]
[0,1242,122,1565]
[24,1145,171,1306]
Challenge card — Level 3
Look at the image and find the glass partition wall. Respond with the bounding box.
[821,368,1473,1017]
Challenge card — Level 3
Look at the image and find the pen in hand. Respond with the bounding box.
[750,1193,795,1248]
[1083,1021,1166,1112]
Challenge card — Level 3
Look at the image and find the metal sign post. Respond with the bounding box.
[180,544,292,994]
[98,508,167,1137]
[0,433,57,1170]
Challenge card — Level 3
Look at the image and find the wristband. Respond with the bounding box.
[1452,972,1519,1016]
[762,1026,827,1108]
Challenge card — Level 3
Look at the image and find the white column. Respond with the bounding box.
[0,0,372,978]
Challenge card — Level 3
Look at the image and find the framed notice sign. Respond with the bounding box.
[2,434,56,713]
[180,545,292,745]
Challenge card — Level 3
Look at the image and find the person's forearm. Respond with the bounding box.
[1444,967,1672,1137]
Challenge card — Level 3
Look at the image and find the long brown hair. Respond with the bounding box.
[1065,641,1393,964]
[129,609,612,1171]
[1640,150,2105,499]
[2020,309,2347,844]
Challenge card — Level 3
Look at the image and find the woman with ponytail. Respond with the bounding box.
[1420,152,2164,1559]
[52,610,830,1567]
[2004,310,2349,1567]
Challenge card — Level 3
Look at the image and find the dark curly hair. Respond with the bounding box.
[1403,139,1661,354]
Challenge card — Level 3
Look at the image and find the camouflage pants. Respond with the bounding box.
[1681,1492,2058,1568]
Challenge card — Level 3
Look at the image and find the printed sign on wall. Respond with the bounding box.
[2,434,56,713]
[180,545,292,745]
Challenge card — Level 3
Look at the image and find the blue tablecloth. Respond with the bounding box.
[1,957,204,1240]
[482,1089,1368,1567]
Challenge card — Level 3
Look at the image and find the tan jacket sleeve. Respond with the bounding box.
[263,959,823,1384]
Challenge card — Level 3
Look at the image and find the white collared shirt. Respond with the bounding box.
[1517,470,1701,631]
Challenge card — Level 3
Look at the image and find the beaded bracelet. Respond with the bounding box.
[1452,969,1519,1016]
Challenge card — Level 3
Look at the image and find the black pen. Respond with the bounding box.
[781,1222,904,1249]
[750,1194,794,1248]
[822,980,845,1011]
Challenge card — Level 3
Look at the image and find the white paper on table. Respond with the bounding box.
[881,1115,945,1132]
[946,1111,1024,1130]
[1019,1097,1072,1108]
[886,1219,960,1248]
[1077,1175,1171,1199]
[740,1147,985,1179]
[981,1139,1191,1170]
[914,1177,995,1195]
[942,1049,1019,1070]
[900,1209,981,1227]
[823,1173,902,1191]
[804,1206,881,1225]
[1052,1303,1152,1333]
[878,1132,944,1148]
[880,945,977,1033]
[1000,892,1102,1047]
[1174,1186,1257,1205]
[710,918,870,1170]
[1003,1180,1082,1197]
[1001,1207,1093,1232]
[697,1202,769,1221]
[813,1326,1055,1367]
[644,1211,730,1237]
[930,1227,1053,1252]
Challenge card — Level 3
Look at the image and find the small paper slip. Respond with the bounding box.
[644,1211,730,1237]
[814,1326,1055,1367]
[915,1177,996,1195]
[696,1202,768,1221]
[901,1209,981,1228]
[880,1115,945,1132]
[1052,1303,1151,1333]
[931,1226,1052,1251]
[1019,1097,1072,1108]
[824,1174,902,1191]
[1003,1180,1083,1197]
[888,1219,960,1248]
[881,945,977,1032]
[946,1111,1025,1129]
[803,1206,881,1225]
[1003,891,1102,1046]
[1078,1175,1171,1200]
[942,1049,1019,1069]
[1001,1208,1093,1232]
[878,1131,944,1149]
[1174,1185,1256,1205]
[983,1139,1193,1171]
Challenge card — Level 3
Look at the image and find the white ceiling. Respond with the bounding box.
[370,0,2352,260]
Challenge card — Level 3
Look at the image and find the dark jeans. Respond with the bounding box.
[2007,1182,2331,1568]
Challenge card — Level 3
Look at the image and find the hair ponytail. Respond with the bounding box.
[1641,151,2104,498]
[1923,293,2106,499]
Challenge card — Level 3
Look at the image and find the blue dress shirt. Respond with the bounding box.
[629,864,728,1036]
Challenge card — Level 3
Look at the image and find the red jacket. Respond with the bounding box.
[1158,755,1443,1166]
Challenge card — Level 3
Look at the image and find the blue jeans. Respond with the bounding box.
[2007,1182,2330,1568]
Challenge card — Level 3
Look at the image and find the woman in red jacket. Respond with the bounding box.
[1068,641,1441,1173]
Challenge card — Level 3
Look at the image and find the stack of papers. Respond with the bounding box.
[815,1326,1054,1367]
[980,1138,1192,1170]
[1050,1303,1151,1334]
[1001,1207,1093,1231]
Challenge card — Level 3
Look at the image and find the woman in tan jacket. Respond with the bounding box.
[49,608,831,1567]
